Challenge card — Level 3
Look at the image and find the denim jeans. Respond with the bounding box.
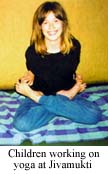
[13,94,101,132]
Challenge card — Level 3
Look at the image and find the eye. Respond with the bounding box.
[54,19,59,23]
[43,20,48,25]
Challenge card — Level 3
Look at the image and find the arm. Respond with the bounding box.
[56,39,83,99]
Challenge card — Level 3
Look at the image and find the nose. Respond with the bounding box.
[48,22,55,30]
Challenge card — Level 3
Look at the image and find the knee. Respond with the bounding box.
[86,107,102,124]
[13,117,32,132]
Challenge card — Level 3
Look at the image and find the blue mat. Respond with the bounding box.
[0,85,108,145]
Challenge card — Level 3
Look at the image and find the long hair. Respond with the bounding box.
[30,1,73,55]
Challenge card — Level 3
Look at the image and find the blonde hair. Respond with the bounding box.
[30,1,73,55]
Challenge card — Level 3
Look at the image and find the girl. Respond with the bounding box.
[13,1,101,132]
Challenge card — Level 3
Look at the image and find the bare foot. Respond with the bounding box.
[15,81,43,102]
[57,74,86,99]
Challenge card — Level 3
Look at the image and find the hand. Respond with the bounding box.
[19,71,34,86]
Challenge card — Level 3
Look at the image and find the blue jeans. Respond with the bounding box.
[13,94,102,132]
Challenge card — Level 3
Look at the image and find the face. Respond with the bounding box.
[41,12,63,42]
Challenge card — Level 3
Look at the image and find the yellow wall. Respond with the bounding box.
[0,0,108,89]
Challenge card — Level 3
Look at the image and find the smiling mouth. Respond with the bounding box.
[47,30,58,36]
